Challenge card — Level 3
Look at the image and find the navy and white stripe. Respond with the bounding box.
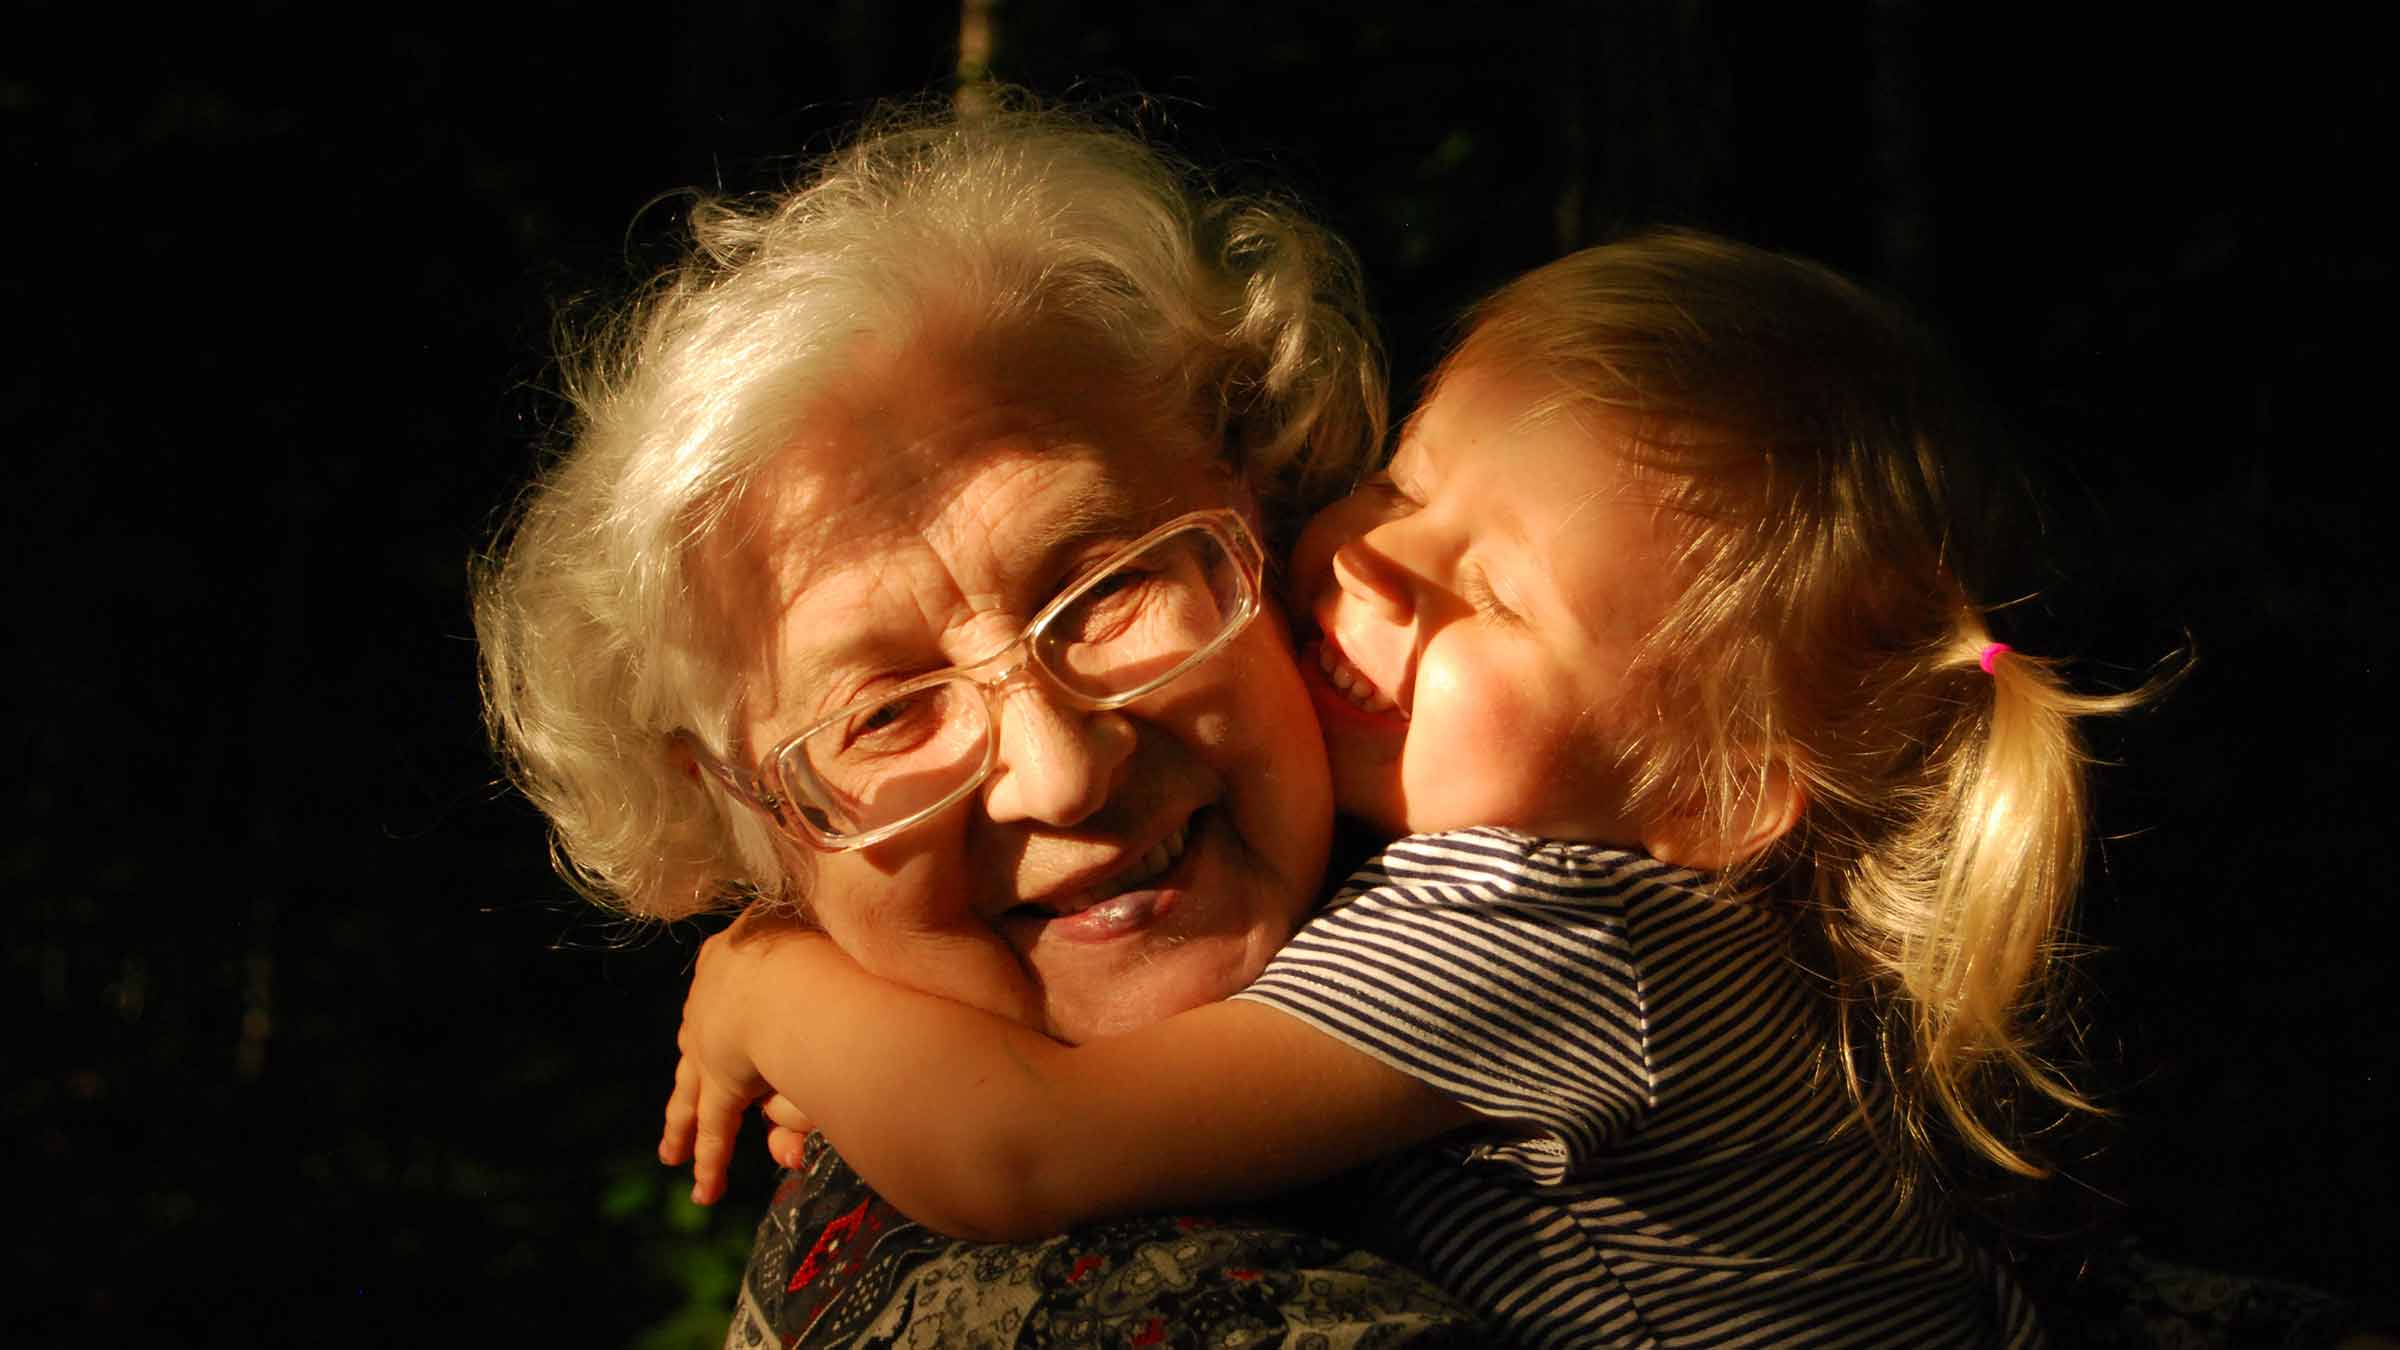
[1235,828,2042,1348]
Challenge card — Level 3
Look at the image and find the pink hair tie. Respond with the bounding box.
[1978,642,2012,674]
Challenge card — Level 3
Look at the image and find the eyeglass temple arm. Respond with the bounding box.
[669,729,780,811]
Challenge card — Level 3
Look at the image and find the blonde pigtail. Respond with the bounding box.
[1885,639,2137,1174]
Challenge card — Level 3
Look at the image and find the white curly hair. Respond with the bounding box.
[473,95,1385,919]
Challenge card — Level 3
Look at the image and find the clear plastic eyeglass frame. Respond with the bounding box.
[674,506,1265,853]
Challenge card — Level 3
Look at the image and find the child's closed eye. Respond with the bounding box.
[1362,471,1419,509]
[1463,569,1521,622]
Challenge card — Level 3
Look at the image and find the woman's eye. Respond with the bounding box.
[1054,566,1162,643]
[1077,567,1149,602]
[842,690,938,752]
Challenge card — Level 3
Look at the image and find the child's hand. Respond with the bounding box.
[659,1047,757,1205]
[656,910,831,1204]
[761,1093,816,1171]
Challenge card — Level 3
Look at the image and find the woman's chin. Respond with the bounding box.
[1041,943,1267,1040]
[1014,805,1285,1040]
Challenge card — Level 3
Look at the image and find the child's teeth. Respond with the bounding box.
[1318,641,1400,716]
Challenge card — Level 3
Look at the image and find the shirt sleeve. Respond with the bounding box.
[1234,828,1671,1185]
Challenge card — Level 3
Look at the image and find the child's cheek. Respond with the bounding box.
[1402,654,1562,834]
[1463,683,1567,824]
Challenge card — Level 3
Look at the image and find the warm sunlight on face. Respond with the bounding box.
[1288,361,1687,846]
[718,331,1331,1042]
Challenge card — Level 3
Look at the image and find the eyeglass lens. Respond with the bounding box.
[782,523,1248,837]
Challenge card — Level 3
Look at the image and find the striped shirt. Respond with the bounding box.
[1235,828,2042,1349]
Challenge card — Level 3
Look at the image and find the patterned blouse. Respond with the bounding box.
[725,1131,1491,1347]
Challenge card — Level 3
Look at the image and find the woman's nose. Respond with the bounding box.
[980,685,1137,827]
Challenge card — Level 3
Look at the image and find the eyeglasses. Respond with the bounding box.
[677,507,1265,852]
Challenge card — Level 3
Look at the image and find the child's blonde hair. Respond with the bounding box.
[1444,228,2149,1177]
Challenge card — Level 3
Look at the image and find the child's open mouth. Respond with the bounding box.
[1304,633,1408,723]
[1315,640,1403,715]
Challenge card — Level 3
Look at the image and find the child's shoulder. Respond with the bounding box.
[1337,827,1711,904]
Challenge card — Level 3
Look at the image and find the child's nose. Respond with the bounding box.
[1330,531,1414,623]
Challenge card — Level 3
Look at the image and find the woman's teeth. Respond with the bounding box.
[1316,641,1403,716]
[1008,821,1195,927]
[1117,820,1190,890]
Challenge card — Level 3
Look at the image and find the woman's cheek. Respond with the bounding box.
[810,840,1045,1026]
[1286,511,1345,616]
[1287,488,1404,617]
[1230,605,1333,860]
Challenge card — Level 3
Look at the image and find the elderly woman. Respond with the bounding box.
[475,100,1485,1343]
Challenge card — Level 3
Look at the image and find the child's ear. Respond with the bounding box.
[1644,761,1803,872]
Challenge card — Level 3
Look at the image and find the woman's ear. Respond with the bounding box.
[666,734,704,784]
[1643,760,1803,872]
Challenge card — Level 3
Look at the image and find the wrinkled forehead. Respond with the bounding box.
[690,333,1231,721]
[738,436,1140,611]
[753,337,1215,576]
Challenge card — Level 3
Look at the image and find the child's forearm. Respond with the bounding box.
[658,912,1075,1224]
[741,951,1099,1239]
[742,943,1477,1241]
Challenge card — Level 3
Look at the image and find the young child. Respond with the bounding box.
[666,229,2138,1346]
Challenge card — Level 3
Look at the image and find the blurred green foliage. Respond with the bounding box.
[603,1159,760,1350]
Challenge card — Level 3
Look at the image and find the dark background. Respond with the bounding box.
[13,2,2392,1344]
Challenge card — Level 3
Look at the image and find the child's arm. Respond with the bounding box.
[657,910,834,1205]
[662,919,1475,1242]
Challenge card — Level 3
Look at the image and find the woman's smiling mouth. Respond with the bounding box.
[1000,812,1202,942]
